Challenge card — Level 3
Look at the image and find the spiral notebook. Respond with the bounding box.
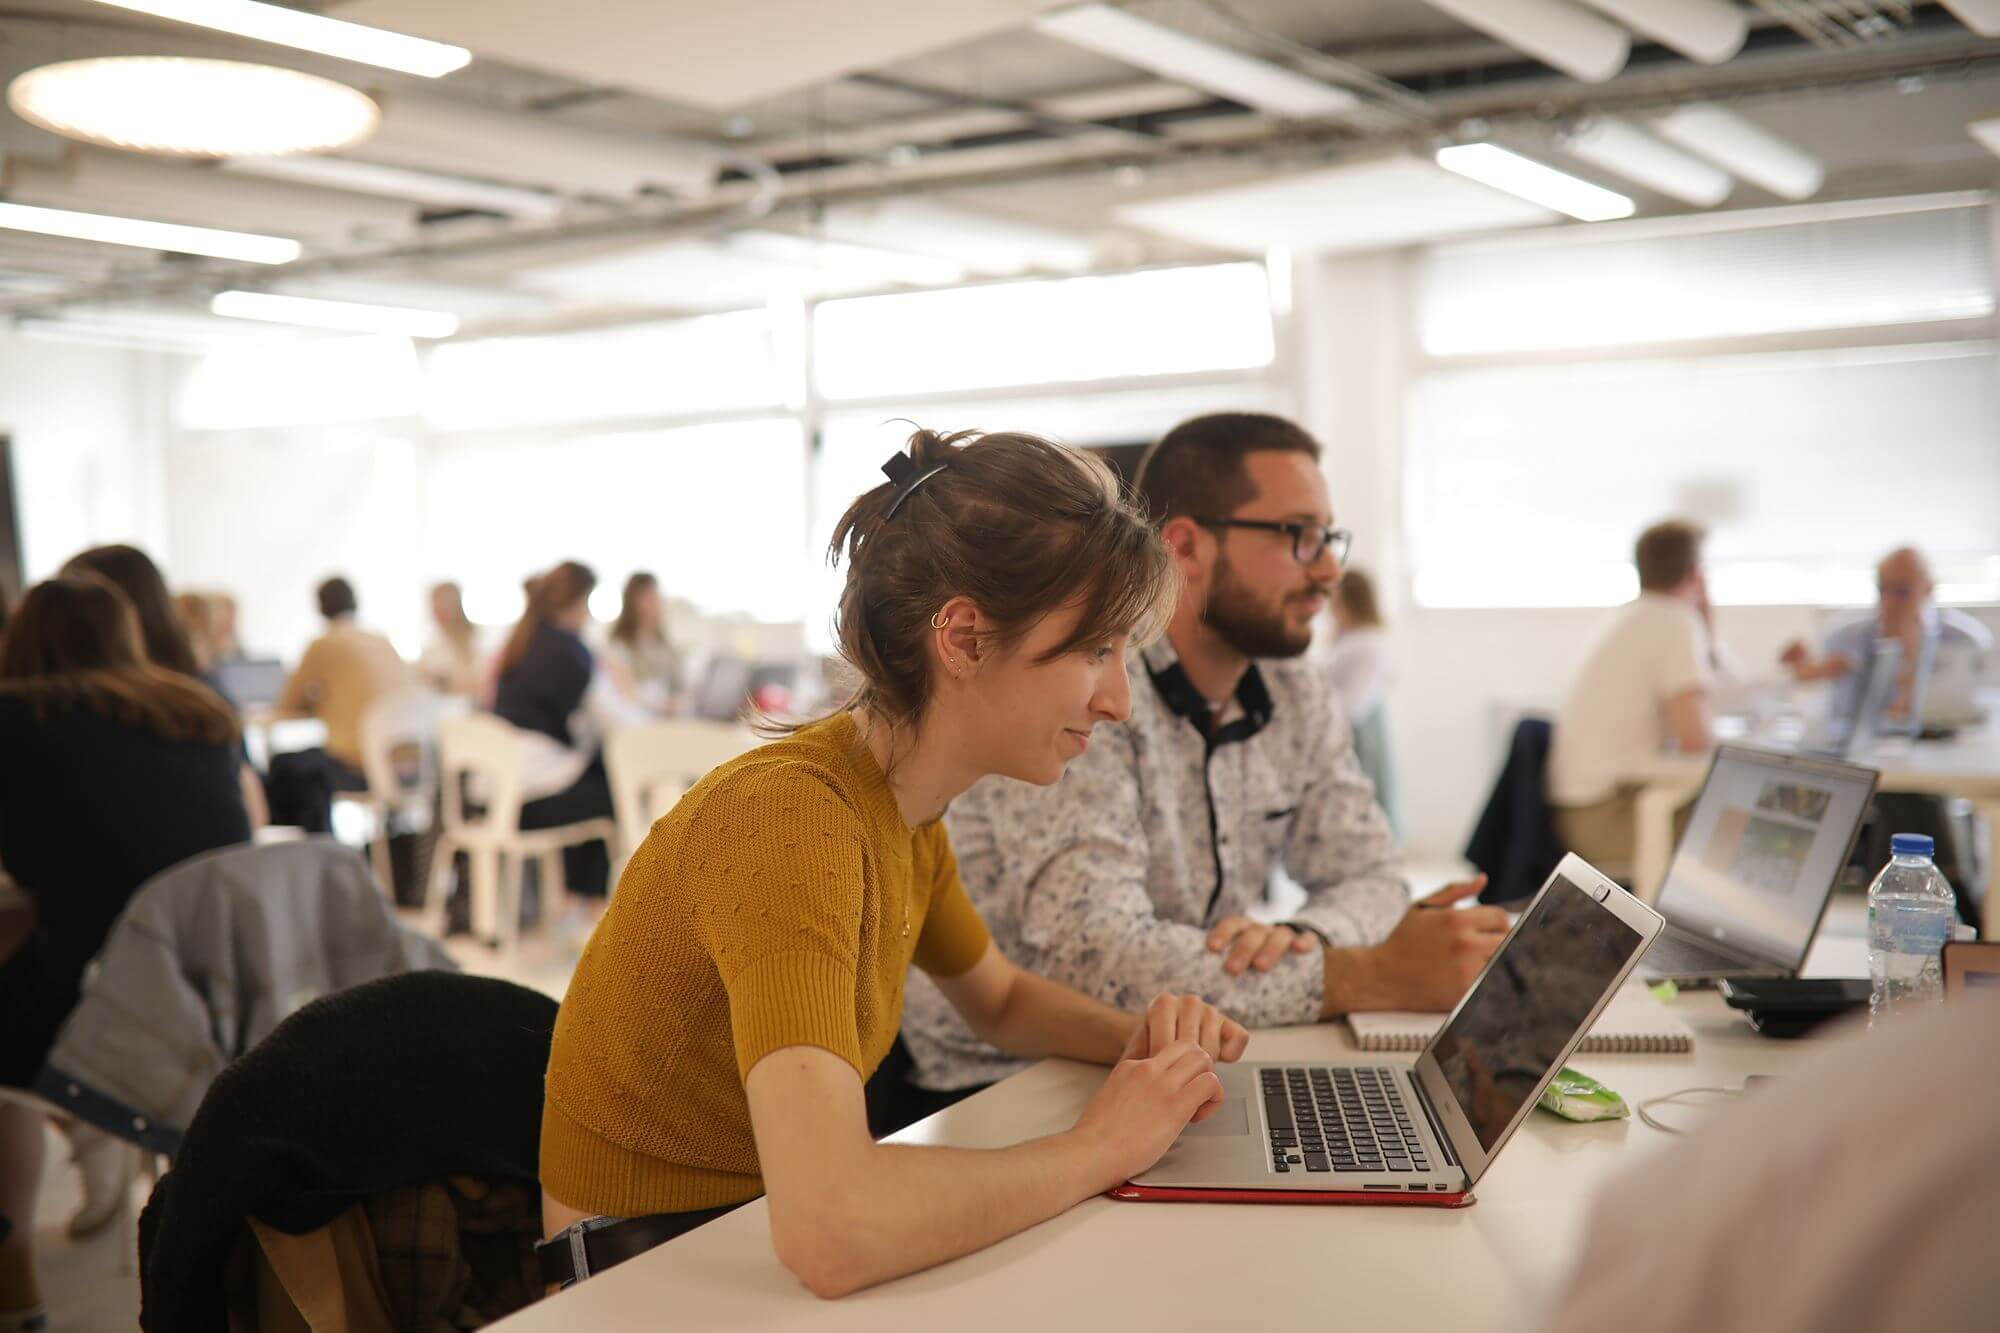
[1347,984,1695,1054]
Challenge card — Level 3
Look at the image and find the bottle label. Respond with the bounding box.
[1872,899,1952,954]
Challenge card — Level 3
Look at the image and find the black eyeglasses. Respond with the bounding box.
[1194,518,1352,567]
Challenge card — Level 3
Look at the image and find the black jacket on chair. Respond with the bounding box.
[1464,716,1565,905]
[137,971,558,1332]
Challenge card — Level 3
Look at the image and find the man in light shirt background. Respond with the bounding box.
[1548,520,1727,872]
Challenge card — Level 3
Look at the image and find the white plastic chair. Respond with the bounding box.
[605,720,758,876]
[427,713,615,953]
[337,689,461,894]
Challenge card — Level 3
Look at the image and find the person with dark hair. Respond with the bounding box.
[0,574,252,1329]
[489,561,618,907]
[1548,518,1727,869]
[538,428,1249,1297]
[603,571,682,713]
[898,411,1502,1109]
[267,575,410,833]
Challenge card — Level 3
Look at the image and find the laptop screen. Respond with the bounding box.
[1656,748,1875,968]
[1429,875,1643,1153]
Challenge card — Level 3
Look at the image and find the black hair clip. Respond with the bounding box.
[881,451,949,520]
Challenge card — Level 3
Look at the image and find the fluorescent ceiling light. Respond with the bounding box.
[1970,118,2000,157]
[1559,117,1732,206]
[1574,0,1746,64]
[1034,4,1357,119]
[1652,105,1824,200]
[211,289,460,338]
[1938,0,2000,36]
[0,200,301,263]
[8,57,378,159]
[726,231,966,288]
[1422,0,1630,82]
[225,155,564,220]
[1434,143,1636,221]
[79,0,469,78]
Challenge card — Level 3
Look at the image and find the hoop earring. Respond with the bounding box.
[929,610,950,629]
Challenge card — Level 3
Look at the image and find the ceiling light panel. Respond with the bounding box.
[1033,4,1357,119]
[1423,0,1630,82]
[8,57,378,158]
[1574,0,1747,64]
[1118,156,1558,254]
[0,200,301,263]
[1560,117,1733,206]
[1435,143,1636,222]
[79,0,470,77]
[1652,105,1824,200]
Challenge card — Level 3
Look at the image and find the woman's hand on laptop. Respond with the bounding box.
[1074,1040,1225,1184]
[1118,992,1250,1068]
[1323,878,1510,1016]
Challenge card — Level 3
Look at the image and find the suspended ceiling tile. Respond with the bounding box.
[334,0,1070,111]
[1118,154,1559,254]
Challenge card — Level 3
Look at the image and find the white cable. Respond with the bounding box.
[1636,1084,1742,1134]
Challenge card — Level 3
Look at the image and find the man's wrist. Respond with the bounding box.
[1320,944,1386,1019]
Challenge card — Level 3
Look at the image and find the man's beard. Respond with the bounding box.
[1201,555,1317,660]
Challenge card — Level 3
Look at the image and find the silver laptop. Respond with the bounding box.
[1119,856,1661,1203]
[1639,746,1877,982]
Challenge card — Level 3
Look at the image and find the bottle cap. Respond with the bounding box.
[1890,833,1935,858]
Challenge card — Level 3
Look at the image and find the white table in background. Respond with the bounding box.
[495,972,1857,1332]
[1627,708,2000,924]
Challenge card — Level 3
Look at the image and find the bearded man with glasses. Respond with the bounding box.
[874,413,1505,1130]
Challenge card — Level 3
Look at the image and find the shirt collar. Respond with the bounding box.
[1141,636,1274,747]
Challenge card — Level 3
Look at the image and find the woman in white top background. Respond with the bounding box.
[1322,567,1399,836]
[603,571,684,714]
[418,580,486,700]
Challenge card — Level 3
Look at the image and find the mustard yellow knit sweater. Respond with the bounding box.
[540,711,991,1216]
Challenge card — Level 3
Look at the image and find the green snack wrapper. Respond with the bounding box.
[1537,1066,1629,1122]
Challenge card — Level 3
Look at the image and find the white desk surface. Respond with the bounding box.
[499,939,1866,1332]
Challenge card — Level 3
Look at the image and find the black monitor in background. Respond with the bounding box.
[0,436,22,614]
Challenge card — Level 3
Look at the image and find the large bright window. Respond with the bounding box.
[1407,342,2000,608]
[1418,200,1994,357]
[423,311,785,430]
[420,418,808,625]
[812,262,1275,400]
[180,334,420,430]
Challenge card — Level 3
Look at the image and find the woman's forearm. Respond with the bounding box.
[976,967,1138,1066]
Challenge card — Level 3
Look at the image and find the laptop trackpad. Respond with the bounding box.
[1178,1100,1249,1137]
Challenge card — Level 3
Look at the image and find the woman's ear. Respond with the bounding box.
[931,595,985,677]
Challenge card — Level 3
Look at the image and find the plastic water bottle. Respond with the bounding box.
[1866,833,1956,1026]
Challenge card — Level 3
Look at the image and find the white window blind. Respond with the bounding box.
[812,263,1275,400]
[423,311,784,430]
[1407,342,2000,607]
[1419,203,1995,357]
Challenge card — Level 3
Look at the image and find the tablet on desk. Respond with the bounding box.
[1942,941,2000,998]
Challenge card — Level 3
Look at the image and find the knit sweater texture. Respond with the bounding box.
[540,710,991,1215]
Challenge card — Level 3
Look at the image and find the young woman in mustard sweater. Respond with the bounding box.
[539,428,1251,1296]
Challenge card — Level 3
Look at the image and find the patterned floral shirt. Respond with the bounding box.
[902,637,1408,1091]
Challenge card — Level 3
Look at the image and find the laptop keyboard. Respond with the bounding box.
[1261,1066,1431,1175]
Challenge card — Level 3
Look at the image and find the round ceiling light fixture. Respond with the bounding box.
[7,57,380,159]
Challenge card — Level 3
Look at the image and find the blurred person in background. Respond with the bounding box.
[1548,520,1725,871]
[1781,546,1992,728]
[63,545,266,830]
[419,579,485,700]
[1321,566,1398,835]
[0,574,253,1330]
[266,576,410,833]
[173,591,224,677]
[493,561,616,910]
[603,571,684,714]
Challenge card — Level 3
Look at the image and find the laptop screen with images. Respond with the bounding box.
[1429,876,1643,1153]
[1657,749,1874,967]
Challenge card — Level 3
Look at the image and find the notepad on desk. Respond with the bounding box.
[1347,984,1695,1054]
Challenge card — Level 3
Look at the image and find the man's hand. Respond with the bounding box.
[1206,915,1318,976]
[1119,992,1250,1069]
[1323,877,1510,1016]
